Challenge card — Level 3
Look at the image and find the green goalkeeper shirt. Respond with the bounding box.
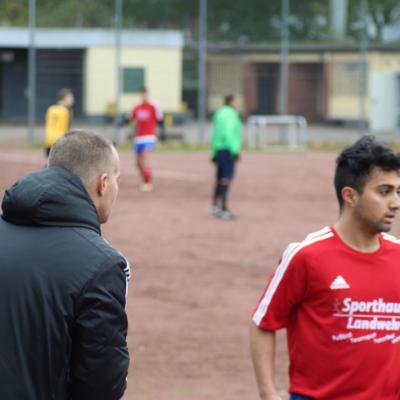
[211,105,242,157]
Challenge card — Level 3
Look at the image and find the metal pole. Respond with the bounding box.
[197,0,207,143]
[28,0,36,143]
[330,0,348,40]
[279,0,289,115]
[359,0,368,134]
[115,0,122,120]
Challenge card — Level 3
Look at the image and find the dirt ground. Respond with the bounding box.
[2,147,398,400]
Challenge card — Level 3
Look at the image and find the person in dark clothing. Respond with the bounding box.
[0,130,130,400]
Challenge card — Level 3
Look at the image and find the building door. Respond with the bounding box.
[0,48,83,121]
[37,49,83,121]
[288,63,324,122]
[255,64,278,114]
[1,49,28,120]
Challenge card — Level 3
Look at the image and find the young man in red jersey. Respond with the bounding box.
[251,136,400,400]
[128,86,162,192]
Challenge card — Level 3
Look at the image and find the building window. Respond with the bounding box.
[123,67,145,93]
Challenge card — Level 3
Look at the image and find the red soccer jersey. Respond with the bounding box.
[128,101,161,138]
[253,226,400,399]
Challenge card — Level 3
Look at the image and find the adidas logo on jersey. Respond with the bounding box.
[330,275,350,290]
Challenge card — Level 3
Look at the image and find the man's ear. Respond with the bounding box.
[97,173,108,196]
[341,186,358,208]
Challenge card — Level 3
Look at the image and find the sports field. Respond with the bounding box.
[2,146,398,399]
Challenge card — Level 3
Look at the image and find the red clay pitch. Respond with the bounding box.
[2,148,397,400]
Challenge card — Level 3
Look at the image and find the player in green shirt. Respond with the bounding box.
[211,94,242,220]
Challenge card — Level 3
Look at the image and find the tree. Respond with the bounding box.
[348,0,400,42]
[290,0,330,41]
[0,0,27,26]
[0,0,398,43]
[37,0,114,27]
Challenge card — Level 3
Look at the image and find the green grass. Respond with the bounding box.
[26,139,400,154]
[27,140,350,154]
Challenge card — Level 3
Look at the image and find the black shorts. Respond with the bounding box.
[216,150,235,181]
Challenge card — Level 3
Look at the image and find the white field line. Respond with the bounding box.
[0,152,207,183]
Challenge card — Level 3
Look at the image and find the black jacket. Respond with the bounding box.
[0,166,130,400]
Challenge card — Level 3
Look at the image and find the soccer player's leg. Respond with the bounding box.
[219,151,236,220]
[137,142,155,192]
[134,142,146,188]
[211,153,224,216]
[142,142,155,183]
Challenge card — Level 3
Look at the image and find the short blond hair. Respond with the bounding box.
[49,130,114,188]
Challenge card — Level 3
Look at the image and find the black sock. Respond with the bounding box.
[213,182,223,207]
[220,183,229,211]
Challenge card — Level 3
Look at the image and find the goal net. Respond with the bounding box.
[246,115,308,150]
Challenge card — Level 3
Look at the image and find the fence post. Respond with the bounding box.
[28,0,36,144]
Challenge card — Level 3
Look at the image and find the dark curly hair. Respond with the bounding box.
[224,94,235,105]
[334,136,400,209]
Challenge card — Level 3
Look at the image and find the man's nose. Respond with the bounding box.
[390,192,400,209]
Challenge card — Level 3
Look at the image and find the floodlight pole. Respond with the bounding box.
[115,0,123,121]
[279,0,289,116]
[197,0,207,143]
[28,0,36,144]
[359,0,368,134]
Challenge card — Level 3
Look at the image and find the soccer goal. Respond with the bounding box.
[246,115,308,150]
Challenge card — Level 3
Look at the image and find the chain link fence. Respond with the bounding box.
[0,0,399,143]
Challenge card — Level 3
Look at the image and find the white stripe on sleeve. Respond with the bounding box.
[252,227,333,326]
[122,257,132,300]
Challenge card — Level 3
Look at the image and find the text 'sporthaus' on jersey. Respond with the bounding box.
[335,297,400,334]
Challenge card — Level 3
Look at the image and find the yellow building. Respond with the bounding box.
[0,28,183,121]
[84,30,183,119]
[207,43,400,131]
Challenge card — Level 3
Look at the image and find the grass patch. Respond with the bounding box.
[26,140,348,154]
[25,139,400,154]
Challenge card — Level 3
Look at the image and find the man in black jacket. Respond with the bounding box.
[0,130,130,400]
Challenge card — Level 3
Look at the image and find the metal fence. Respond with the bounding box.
[0,0,399,143]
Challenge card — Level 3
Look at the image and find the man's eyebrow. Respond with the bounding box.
[376,184,396,189]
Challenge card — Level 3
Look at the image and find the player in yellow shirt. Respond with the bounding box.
[45,89,74,156]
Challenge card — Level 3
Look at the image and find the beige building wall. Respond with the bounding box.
[327,52,400,120]
[369,52,400,73]
[85,47,182,115]
[208,60,245,112]
[208,50,400,121]
[328,55,368,119]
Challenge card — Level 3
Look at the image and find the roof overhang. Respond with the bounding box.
[0,28,184,49]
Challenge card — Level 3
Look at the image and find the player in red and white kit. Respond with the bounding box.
[128,86,162,192]
[251,136,400,400]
